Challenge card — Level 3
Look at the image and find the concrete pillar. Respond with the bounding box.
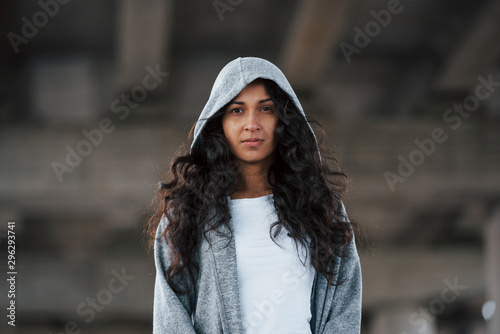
[484,68,500,118]
[116,0,172,91]
[280,0,350,87]
[485,207,500,334]
[369,305,438,334]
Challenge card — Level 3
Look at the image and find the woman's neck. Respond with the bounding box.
[230,164,274,199]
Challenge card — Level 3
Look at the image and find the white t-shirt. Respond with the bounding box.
[229,194,315,334]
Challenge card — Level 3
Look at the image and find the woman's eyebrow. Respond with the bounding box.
[228,98,273,105]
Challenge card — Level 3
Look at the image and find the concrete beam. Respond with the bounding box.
[360,248,483,307]
[435,0,500,91]
[485,207,500,334]
[280,0,350,87]
[369,306,437,334]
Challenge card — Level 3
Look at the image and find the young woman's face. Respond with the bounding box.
[222,81,278,168]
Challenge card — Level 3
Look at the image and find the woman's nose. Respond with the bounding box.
[244,111,261,131]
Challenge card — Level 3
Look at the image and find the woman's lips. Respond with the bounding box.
[242,139,264,147]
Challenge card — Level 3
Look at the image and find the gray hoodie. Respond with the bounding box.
[153,57,362,334]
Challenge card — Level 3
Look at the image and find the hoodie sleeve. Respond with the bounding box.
[153,215,198,334]
[322,203,362,334]
[322,236,362,333]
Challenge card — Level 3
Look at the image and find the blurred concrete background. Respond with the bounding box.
[0,0,499,333]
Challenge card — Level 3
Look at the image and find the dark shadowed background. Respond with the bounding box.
[0,0,499,333]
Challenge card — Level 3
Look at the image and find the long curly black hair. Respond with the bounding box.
[145,78,356,295]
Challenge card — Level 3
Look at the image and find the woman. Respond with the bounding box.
[145,57,362,334]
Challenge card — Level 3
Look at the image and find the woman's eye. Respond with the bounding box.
[261,106,274,112]
[230,108,243,114]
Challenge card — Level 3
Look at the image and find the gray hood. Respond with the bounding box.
[190,57,320,159]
